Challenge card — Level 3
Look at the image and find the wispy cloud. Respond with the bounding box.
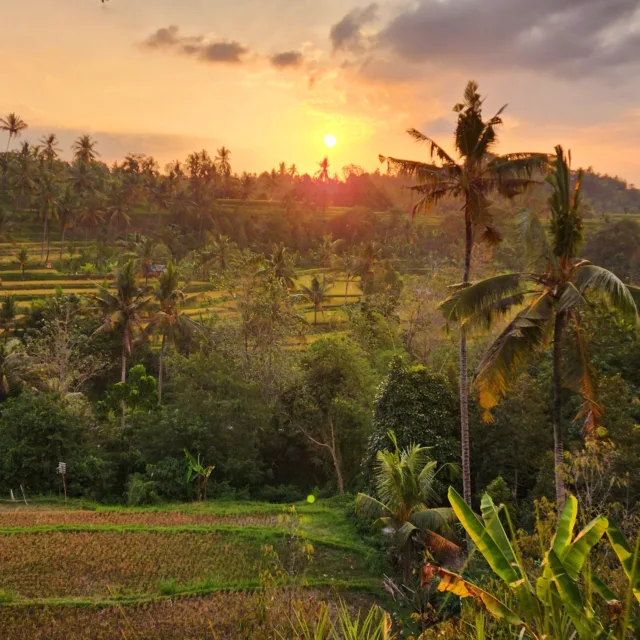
[330,4,378,53]
[270,50,304,69]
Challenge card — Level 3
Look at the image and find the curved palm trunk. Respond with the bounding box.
[314,305,318,326]
[41,214,47,260]
[459,210,474,506]
[59,223,67,261]
[553,311,566,509]
[158,333,166,406]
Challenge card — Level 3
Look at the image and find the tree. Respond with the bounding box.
[381,80,548,506]
[356,432,459,580]
[440,146,639,507]
[315,157,330,183]
[72,134,99,164]
[299,275,332,325]
[16,247,29,280]
[145,262,202,405]
[93,261,150,424]
[256,243,297,289]
[57,184,77,260]
[290,334,373,493]
[0,113,28,151]
[35,169,60,261]
[184,449,214,501]
[38,133,61,164]
[0,296,18,343]
[215,147,231,197]
[210,233,236,273]
[334,251,359,304]
[364,358,459,485]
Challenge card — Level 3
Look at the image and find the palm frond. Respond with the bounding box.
[380,156,443,182]
[396,521,418,548]
[417,460,439,504]
[424,530,462,558]
[556,282,586,312]
[405,128,456,165]
[355,493,392,521]
[574,264,639,325]
[516,208,554,270]
[439,273,525,325]
[410,507,457,534]
[475,292,555,420]
[564,310,602,439]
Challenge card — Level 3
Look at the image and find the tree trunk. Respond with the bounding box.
[59,223,67,261]
[314,306,317,326]
[344,279,349,305]
[327,413,344,494]
[459,210,473,506]
[41,215,47,260]
[158,333,166,406]
[121,339,127,429]
[553,311,566,509]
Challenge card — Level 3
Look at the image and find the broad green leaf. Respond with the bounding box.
[480,493,518,568]
[552,494,577,557]
[548,550,596,639]
[607,521,640,603]
[561,515,608,580]
[591,574,618,603]
[448,488,519,586]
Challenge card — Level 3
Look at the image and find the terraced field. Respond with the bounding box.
[0,500,382,639]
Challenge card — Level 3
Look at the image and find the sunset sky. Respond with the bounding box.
[2,0,640,183]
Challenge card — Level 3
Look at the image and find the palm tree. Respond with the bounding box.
[335,251,359,304]
[93,261,150,425]
[356,432,459,580]
[123,235,168,283]
[0,339,27,400]
[300,276,333,325]
[239,172,256,200]
[38,133,61,164]
[288,164,298,179]
[35,170,60,262]
[72,134,99,163]
[0,113,28,151]
[107,180,132,238]
[215,146,231,175]
[313,235,342,270]
[0,295,19,342]
[78,195,106,241]
[381,80,548,506]
[439,146,640,507]
[57,185,77,260]
[145,262,203,405]
[16,247,29,280]
[256,243,297,289]
[210,233,236,272]
[315,157,330,183]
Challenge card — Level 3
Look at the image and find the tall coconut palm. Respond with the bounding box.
[210,233,236,272]
[145,262,203,405]
[38,133,61,165]
[300,276,333,326]
[313,235,342,270]
[72,134,99,164]
[315,157,330,183]
[35,170,60,262]
[93,261,151,425]
[215,146,232,175]
[439,146,640,507]
[15,247,29,280]
[356,432,459,580]
[57,184,77,260]
[0,113,28,151]
[107,179,132,238]
[381,80,549,506]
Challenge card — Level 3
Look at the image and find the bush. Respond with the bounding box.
[126,474,160,506]
[144,457,189,502]
[254,484,305,504]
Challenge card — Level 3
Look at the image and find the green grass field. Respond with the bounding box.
[0,499,382,638]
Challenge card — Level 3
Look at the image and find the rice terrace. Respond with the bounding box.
[1,0,640,638]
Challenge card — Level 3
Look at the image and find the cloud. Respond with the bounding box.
[270,51,304,69]
[330,3,378,53]
[377,0,640,77]
[142,25,248,64]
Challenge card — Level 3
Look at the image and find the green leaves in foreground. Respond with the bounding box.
[432,489,638,639]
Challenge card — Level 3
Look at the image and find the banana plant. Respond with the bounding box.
[422,488,614,639]
[184,449,214,501]
[591,522,640,637]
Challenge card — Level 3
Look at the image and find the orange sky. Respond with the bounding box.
[2,0,640,183]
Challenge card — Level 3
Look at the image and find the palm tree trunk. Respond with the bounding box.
[41,214,47,260]
[158,334,166,406]
[459,210,473,506]
[59,223,67,261]
[344,279,349,305]
[121,339,127,429]
[314,306,317,326]
[553,311,566,509]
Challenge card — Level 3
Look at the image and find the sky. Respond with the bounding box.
[2,0,640,183]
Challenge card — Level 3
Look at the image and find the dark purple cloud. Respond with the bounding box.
[270,50,304,69]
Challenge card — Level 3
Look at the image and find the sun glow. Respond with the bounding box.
[324,134,337,148]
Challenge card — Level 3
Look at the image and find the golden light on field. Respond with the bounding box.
[324,134,337,148]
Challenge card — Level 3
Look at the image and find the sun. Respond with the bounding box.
[324,134,337,148]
